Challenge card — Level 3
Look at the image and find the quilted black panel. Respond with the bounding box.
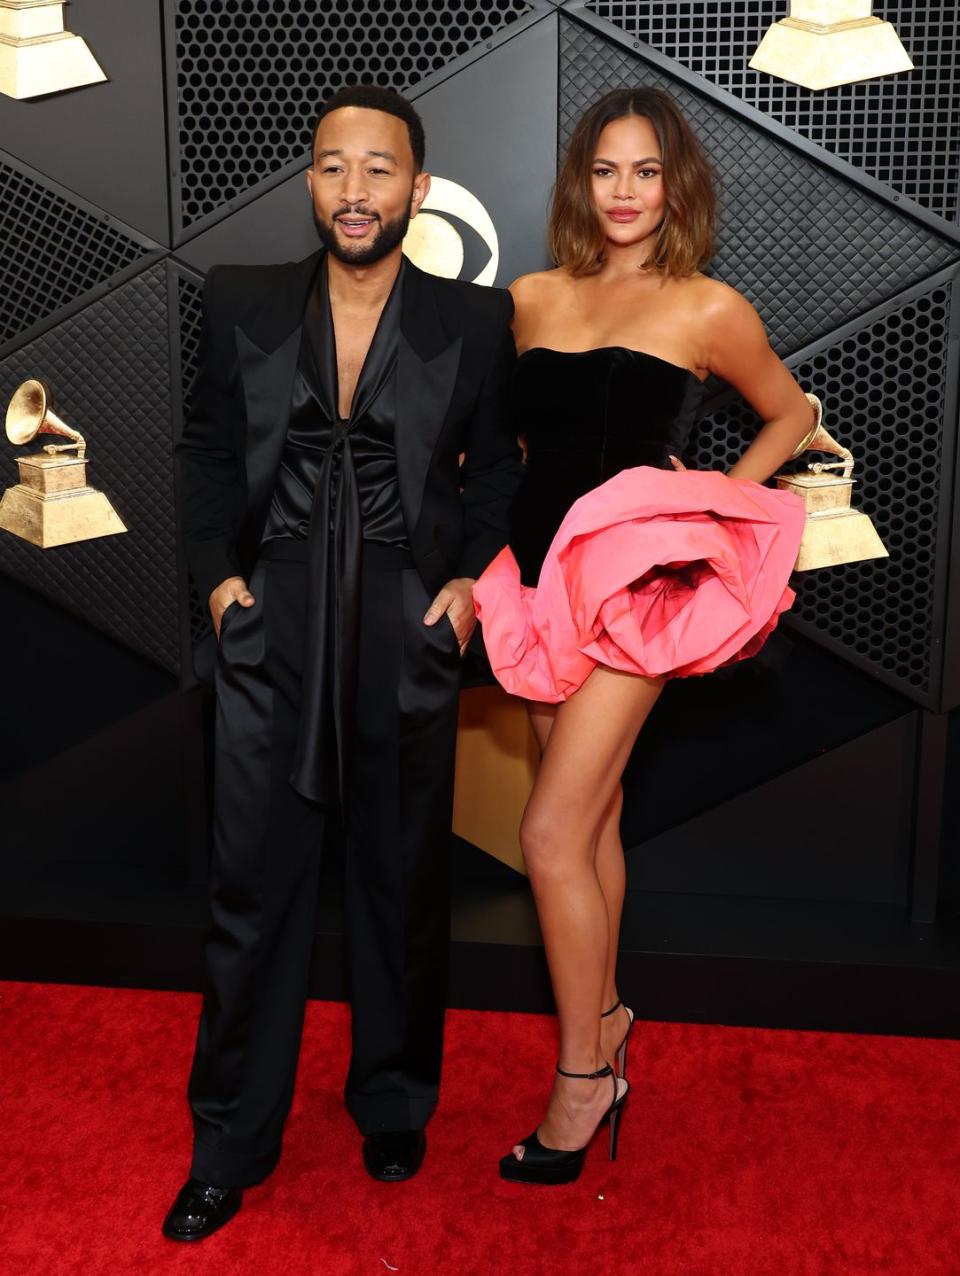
[0,155,154,352]
[172,0,532,230]
[0,264,180,674]
[558,18,959,356]
[584,1,960,226]
[692,273,957,703]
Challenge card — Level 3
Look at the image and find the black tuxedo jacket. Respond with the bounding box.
[177,248,522,609]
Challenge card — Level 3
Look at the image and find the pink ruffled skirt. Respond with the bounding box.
[473,466,806,704]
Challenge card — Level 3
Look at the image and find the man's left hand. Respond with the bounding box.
[423,577,476,657]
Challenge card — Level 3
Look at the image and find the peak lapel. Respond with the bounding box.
[235,249,323,525]
[395,260,462,540]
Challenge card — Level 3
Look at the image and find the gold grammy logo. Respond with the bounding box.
[402,177,500,287]
[0,1,106,101]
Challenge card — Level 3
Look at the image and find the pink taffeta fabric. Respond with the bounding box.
[473,466,807,704]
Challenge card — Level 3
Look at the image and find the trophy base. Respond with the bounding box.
[0,483,126,547]
[794,509,888,572]
[749,14,913,92]
[0,33,106,101]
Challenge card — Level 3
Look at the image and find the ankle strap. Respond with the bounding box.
[556,1062,613,1080]
[600,1000,622,1018]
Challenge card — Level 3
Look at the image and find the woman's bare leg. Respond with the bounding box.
[515,667,663,1155]
[594,785,632,1061]
[528,703,629,1063]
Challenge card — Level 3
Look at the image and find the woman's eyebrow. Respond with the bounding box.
[593,155,661,165]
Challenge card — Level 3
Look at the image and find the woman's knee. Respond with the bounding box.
[520,809,594,881]
[521,805,579,879]
[519,810,551,875]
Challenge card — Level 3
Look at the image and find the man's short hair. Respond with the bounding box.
[311,85,426,171]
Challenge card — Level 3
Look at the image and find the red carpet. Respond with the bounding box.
[1,982,959,1275]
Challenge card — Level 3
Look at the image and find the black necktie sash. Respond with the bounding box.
[289,258,404,806]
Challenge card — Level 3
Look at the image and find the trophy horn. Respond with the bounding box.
[789,393,853,479]
[6,379,86,457]
[0,378,125,547]
[775,392,887,571]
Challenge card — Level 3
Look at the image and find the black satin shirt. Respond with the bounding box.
[262,259,407,547]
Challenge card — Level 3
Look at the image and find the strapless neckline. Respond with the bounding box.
[508,340,706,586]
[517,345,705,385]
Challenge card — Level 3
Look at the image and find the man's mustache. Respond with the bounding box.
[333,207,380,221]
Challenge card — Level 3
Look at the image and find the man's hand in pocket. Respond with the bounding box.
[210,576,255,640]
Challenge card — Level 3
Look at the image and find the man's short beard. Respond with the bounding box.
[313,201,412,266]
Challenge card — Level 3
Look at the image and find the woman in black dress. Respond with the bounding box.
[474,88,814,1184]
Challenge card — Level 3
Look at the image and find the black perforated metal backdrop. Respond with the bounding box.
[169,0,533,234]
[0,155,157,356]
[583,0,960,227]
[1,2,958,710]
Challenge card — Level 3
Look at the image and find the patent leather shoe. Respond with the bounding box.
[362,1129,426,1182]
[162,1178,243,1241]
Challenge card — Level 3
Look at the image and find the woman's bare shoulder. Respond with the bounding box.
[509,267,570,301]
[683,273,759,323]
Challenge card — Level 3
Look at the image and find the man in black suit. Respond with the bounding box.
[163,85,520,1241]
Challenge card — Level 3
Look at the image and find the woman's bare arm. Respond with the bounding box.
[702,284,814,483]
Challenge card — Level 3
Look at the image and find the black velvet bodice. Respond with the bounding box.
[509,346,705,586]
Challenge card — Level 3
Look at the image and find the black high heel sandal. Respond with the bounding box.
[498,1062,629,1186]
[602,999,635,1079]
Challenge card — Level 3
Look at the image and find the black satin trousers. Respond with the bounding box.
[188,550,462,1187]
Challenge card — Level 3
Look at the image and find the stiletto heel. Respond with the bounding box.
[499,1063,628,1185]
[602,999,635,1079]
[609,1096,624,1161]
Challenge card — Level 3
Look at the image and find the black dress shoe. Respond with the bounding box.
[162,1178,243,1242]
[362,1129,427,1182]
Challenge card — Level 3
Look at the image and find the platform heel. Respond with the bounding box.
[499,1062,629,1185]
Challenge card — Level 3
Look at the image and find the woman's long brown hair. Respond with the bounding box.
[549,87,716,278]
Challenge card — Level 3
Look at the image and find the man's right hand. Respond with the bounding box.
[209,576,256,640]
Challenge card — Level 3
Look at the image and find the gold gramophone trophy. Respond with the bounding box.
[775,394,887,571]
[0,379,126,547]
[0,1,107,101]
